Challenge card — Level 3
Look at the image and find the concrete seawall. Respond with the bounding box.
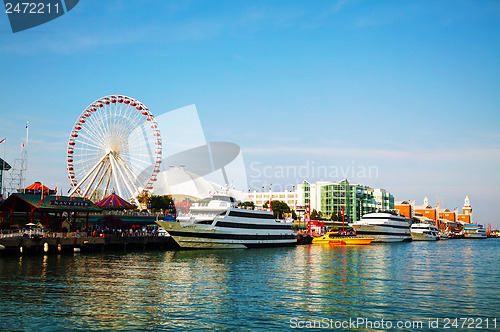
[0,236,179,255]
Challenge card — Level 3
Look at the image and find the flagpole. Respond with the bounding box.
[1,139,5,198]
[25,120,29,189]
[20,140,24,192]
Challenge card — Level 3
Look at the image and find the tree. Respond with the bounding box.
[148,195,175,213]
[239,201,255,210]
[264,200,291,219]
[330,211,338,221]
[330,211,342,221]
[310,209,319,220]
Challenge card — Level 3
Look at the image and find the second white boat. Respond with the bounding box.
[410,222,439,241]
[352,212,412,243]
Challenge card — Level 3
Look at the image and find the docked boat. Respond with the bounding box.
[438,232,449,240]
[410,222,439,241]
[312,232,374,245]
[463,224,487,239]
[156,194,297,249]
[352,212,412,242]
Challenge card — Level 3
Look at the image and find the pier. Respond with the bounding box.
[0,235,179,255]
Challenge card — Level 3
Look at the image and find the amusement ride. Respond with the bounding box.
[67,95,162,205]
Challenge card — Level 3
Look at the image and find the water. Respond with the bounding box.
[1,239,499,331]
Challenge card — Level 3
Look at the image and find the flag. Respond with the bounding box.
[0,138,5,143]
[26,121,29,128]
[22,142,24,148]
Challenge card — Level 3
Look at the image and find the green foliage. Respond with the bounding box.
[148,195,175,213]
[269,200,291,219]
[310,209,318,220]
[330,211,341,221]
[263,200,292,219]
[239,201,255,210]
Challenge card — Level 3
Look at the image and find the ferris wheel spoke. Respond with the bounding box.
[108,153,124,198]
[74,139,105,151]
[89,163,111,200]
[81,127,106,149]
[80,114,108,144]
[77,129,106,148]
[93,107,110,144]
[103,163,113,197]
[138,124,155,161]
[82,159,106,198]
[122,110,146,138]
[73,152,103,159]
[121,119,143,142]
[114,155,141,201]
[102,104,113,137]
[117,104,132,137]
[119,156,148,190]
[69,153,109,196]
[124,158,154,173]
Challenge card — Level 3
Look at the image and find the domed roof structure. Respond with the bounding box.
[151,166,248,201]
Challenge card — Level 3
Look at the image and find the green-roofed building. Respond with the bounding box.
[0,193,101,231]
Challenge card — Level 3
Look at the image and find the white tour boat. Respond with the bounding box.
[463,224,487,239]
[352,212,412,243]
[410,222,439,241]
[438,232,449,240]
[156,194,297,249]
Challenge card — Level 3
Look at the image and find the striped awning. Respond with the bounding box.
[25,182,51,191]
[95,193,133,208]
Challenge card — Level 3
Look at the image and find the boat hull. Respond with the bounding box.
[464,234,487,239]
[463,225,487,239]
[352,224,412,243]
[157,220,297,249]
[312,237,374,245]
[411,232,438,241]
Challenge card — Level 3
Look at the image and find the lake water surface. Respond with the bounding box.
[1,239,498,331]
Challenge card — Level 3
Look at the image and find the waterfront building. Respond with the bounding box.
[246,190,297,210]
[296,179,392,223]
[438,209,457,223]
[0,193,100,231]
[395,201,413,218]
[373,188,395,210]
[414,196,437,221]
[457,196,473,223]
[412,196,473,231]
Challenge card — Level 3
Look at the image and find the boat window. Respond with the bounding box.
[212,195,232,202]
[228,210,275,219]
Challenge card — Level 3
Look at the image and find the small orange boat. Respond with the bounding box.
[312,232,374,245]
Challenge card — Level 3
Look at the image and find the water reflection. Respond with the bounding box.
[0,239,499,331]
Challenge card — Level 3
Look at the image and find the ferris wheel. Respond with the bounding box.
[67,95,162,205]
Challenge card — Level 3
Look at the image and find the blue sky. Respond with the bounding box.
[1,0,499,226]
